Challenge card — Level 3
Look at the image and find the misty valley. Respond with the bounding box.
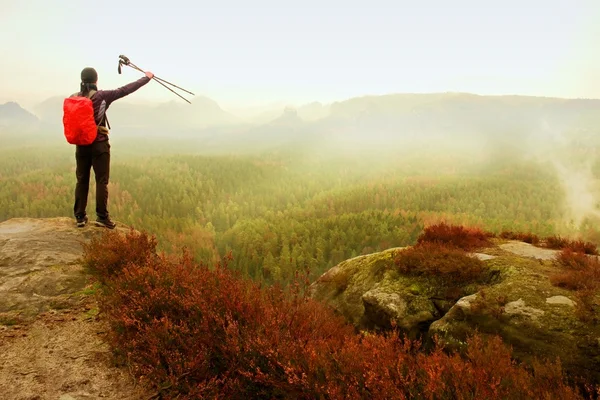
[2,92,600,285]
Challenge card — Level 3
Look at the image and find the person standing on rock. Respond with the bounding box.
[72,67,154,229]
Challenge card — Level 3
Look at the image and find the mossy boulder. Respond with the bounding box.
[310,239,600,386]
[309,248,405,328]
[309,246,498,337]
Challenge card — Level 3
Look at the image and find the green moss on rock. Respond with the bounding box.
[312,242,600,385]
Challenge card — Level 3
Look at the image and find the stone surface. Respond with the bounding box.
[308,247,406,328]
[503,298,545,320]
[362,287,439,335]
[499,241,559,260]
[471,253,497,261]
[0,217,129,322]
[0,217,147,400]
[546,295,576,307]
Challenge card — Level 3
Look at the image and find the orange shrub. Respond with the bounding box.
[545,235,598,255]
[395,242,488,284]
[82,228,158,284]
[551,249,600,292]
[417,222,494,251]
[551,249,600,324]
[546,235,569,250]
[499,231,541,245]
[83,229,583,399]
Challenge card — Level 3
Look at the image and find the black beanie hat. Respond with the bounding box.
[81,67,98,83]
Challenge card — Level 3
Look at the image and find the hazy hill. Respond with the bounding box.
[305,92,600,158]
[0,102,40,129]
[321,92,600,136]
[120,96,241,130]
[4,92,599,154]
[33,96,64,127]
[297,101,330,121]
[32,94,242,134]
[200,107,312,153]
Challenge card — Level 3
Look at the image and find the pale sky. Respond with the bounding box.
[1,0,599,110]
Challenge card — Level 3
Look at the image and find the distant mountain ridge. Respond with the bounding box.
[318,92,600,144]
[3,93,600,152]
[13,91,600,130]
[31,95,243,131]
[0,102,40,128]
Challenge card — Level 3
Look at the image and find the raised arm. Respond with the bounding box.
[100,73,154,105]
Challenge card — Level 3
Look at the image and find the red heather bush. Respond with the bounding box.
[417,222,494,251]
[556,249,592,271]
[83,230,582,399]
[395,242,488,285]
[551,249,600,292]
[82,228,158,284]
[551,249,600,324]
[499,231,541,245]
[544,235,599,256]
[546,235,569,250]
[498,230,599,255]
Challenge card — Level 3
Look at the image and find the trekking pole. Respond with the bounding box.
[118,55,195,104]
[119,55,194,97]
[126,61,195,96]
[124,62,193,104]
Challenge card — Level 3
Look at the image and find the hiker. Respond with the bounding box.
[72,66,154,229]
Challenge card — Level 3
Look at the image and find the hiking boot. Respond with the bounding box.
[76,215,88,228]
[95,217,116,229]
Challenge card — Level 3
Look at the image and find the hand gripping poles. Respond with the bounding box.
[118,55,195,104]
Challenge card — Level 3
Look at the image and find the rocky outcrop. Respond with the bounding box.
[309,246,501,337]
[0,217,132,323]
[1,218,89,322]
[310,239,600,385]
[308,247,426,331]
[0,217,146,400]
[361,287,440,335]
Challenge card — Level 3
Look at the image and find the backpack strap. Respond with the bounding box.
[84,90,110,129]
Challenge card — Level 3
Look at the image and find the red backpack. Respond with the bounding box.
[62,90,98,145]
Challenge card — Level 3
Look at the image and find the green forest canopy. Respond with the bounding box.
[2,130,600,286]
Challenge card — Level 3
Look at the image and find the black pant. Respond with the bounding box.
[74,140,111,219]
